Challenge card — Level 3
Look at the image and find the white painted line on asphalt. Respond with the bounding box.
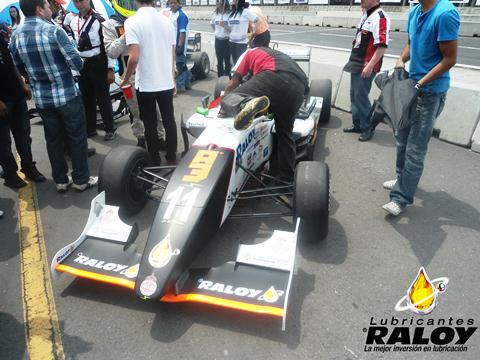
[459,46,480,51]
[273,30,353,38]
[272,40,480,70]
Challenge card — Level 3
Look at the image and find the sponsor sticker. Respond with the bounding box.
[122,264,139,279]
[148,234,180,268]
[140,275,158,297]
[197,280,284,304]
[73,254,128,273]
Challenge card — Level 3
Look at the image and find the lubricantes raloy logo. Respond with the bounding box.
[364,267,477,354]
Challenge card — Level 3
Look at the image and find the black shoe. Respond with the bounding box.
[158,138,166,151]
[87,131,98,138]
[21,163,46,182]
[104,130,116,141]
[137,138,146,149]
[343,126,362,133]
[4,173,27,188]
[87,148,96,157]
[359,129,374,142]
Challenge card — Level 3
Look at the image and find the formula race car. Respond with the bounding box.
[51,49,331,330]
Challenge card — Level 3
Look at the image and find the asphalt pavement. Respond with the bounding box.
[1,73,480,359]
[189,21,480,68]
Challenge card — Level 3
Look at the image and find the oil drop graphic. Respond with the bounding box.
[395,267,449,315]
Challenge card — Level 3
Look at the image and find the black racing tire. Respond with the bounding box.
[214,76,230,99]
[310,79,332,124]
[294,161,329,243]
[306,142,314,161]
[191,52,210,80]
[98,145,152,215]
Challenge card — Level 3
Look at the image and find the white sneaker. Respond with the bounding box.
[56,176,73,193]
[72,176,98,192]
[0,210,4,218]
[382,201,403,216]
[383,179,397,190]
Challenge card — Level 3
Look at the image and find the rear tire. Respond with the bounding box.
[98,146,152,215]
[294,161,329,243]
[310,79,332,124]
[191,52,210,80]
[214,76,230,99]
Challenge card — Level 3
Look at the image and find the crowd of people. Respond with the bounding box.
[0,0,461,219]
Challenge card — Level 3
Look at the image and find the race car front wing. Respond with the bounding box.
[51,192,298,330]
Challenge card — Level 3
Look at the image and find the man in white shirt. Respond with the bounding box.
[120,0,177,165]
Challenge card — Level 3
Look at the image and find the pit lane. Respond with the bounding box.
[1,71,479,360]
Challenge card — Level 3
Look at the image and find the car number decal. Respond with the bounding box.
[182,150,219,183]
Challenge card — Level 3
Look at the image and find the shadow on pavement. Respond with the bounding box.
[0,197,19,262]
[386,188,480,266]
[0,312,25,360]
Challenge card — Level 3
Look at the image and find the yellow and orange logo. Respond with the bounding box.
[395,267,449,315]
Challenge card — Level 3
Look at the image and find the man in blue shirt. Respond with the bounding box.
[9,0,97,192]
[166,0,190,92]
[382,0,459,216]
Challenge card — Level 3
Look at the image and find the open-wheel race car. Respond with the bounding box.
[51,48,331,330]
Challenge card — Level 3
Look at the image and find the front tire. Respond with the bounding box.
[98,146,152,215]
[294,161,329,243]
[214,76,230,99]
[191,52,210,80]
[310,79,332,124]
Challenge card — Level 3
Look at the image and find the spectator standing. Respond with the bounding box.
[71,0,116,140]
[211,0,231,77]
[382,0,459,216]
[9,6,22,31]
[102,4,166,149]
[164,0,190,92]
[228,0,257,65]
[121,0,178,165]
[343,0,390,141]
[62,11,75,35]
[247,4,270,48]
[10,0,97,192]
[0,36,45,189]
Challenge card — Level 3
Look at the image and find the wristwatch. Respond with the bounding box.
[414,83,422,90]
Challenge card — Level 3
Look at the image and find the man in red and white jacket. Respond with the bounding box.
[221,47,309,182]
[343,0,390,141]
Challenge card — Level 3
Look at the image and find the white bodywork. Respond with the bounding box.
[184,95,323,224]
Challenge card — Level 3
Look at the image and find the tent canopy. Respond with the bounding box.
[0,0,20,25]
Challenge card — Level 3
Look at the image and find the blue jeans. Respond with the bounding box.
[38,96,90,185]
[390,92,446,208]
[176,53,190,90]
[350,72,375,131]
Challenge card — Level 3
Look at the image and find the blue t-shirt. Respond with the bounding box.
[176,7,188,56]
[407,0,460,93]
